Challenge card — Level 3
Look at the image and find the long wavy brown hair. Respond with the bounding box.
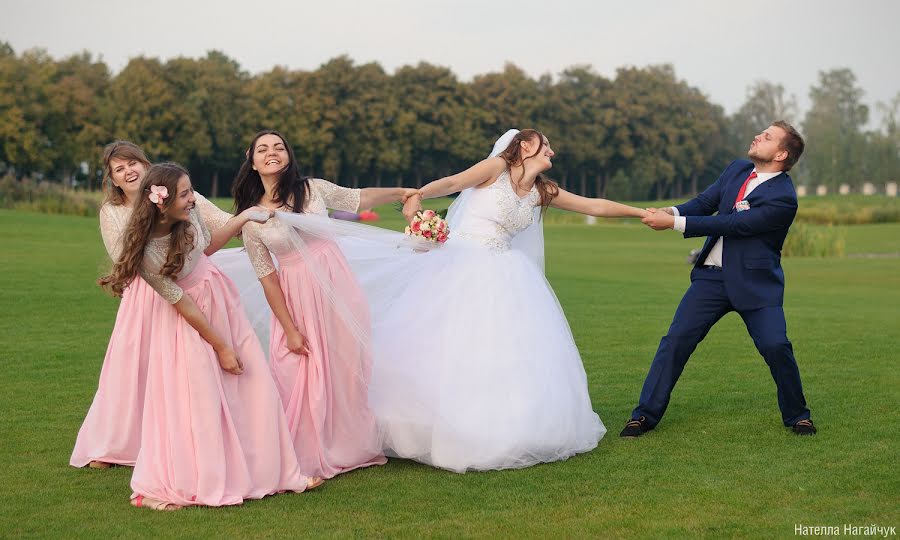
[100,141,152,206]
[99,163,195,297]
[497,129,559,209]
[232,130,311,214]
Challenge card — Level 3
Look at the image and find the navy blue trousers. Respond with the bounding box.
[631,267,811,427]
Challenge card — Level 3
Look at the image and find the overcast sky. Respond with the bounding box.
[2,0,898,126]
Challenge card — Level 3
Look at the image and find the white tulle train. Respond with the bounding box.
[215,209,606,473]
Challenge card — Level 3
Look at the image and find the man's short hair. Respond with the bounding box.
[773,120,805,171]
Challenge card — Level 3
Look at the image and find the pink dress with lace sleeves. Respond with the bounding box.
[128,207,308,506]
[70,203,159,467]
[238,178,386,479]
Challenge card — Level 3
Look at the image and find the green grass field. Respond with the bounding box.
[0,206,898,538]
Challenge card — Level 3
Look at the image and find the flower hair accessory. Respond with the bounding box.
[148,185,169,204]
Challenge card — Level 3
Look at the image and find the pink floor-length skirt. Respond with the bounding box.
[269,243,386,479]
[130,256,307,507]
[70,276,158,467]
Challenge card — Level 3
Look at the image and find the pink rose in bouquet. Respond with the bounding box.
[405,210,449,244]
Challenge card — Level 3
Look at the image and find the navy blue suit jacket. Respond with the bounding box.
[676,159,798,311]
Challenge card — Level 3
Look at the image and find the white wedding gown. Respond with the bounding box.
[367,170,606,472]
[214,169,607,473]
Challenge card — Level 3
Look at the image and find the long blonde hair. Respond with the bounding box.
[101,141,152,206]
[497,128,559,209]
[99,163,195,296]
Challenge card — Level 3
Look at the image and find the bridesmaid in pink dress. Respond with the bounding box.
[100,162,320,511]
[70,141,157,469]
[233,130,414,479]
[71,142,246,469]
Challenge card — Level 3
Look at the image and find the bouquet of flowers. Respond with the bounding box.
[405,209,449,243]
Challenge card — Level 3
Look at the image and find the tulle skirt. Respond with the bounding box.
[70,276,158,467]
[212,214,606,474]
[367,239,606,473]
[130,256,307,506]
[269,244,386,479]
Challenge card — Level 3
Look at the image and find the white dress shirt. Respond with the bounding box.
[671,170,780,267]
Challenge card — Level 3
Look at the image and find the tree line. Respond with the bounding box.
[1,42,897,199]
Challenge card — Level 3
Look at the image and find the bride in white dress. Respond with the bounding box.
[366,129,648,472]
[221,129,648,473]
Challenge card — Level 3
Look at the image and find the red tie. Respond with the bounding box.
[734,171,758,207]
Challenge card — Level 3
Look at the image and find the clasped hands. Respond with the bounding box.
[401,190,424,222]
[641,207,675,230]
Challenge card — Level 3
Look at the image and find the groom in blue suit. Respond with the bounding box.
[622,120,815,437]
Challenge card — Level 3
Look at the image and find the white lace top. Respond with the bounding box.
[99,193,230,262]
[98,203,133,262]
[243,178,361,278]
[452,170,540,252]
[133,194,233,303]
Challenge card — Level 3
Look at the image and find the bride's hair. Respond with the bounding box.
[233,130,311,214]
[101,140,152,206]
[498,129,559,209]
[99,163,195,297]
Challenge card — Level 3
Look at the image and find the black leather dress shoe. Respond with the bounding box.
[791,419,817,435]
[619,416,653,438]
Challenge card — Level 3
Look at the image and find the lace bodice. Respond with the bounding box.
[99,193,229,262]
[242,178,361,277]
[452,170,540,251]
[137,194,233,303]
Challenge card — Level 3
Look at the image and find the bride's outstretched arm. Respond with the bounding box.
[402,157,505,220]
[549,188,648,218]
